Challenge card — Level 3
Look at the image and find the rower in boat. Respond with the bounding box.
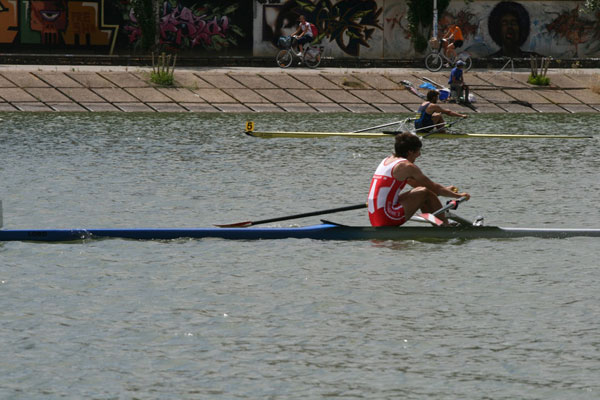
[367,132,470,227]
[415,90,467,133]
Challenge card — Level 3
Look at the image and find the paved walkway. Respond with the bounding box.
[0,65,598,113]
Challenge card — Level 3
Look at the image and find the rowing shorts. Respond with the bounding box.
[414,120,433,133]
[369,204,406,227]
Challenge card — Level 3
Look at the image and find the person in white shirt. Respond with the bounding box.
[291,14,313,56]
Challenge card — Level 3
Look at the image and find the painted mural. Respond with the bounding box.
[258,0,385,57]
[441,0,600,59]
[254,0,600,59]
[0,0,120,52]
[123,0,250,52]
[0,1,598,59]
[0,0,251,55]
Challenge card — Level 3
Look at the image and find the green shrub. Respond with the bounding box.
[151,52,177,86]
[527,74,550,86]
[151,71,174,86]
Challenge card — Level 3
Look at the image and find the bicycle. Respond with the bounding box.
[275,36,324,69]
[424,38,472,72]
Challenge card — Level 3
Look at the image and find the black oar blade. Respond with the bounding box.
[214,221,253,228]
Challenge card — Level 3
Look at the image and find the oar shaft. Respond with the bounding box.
[216,203,367,227]
[251,204,366,225]
[416,118,463,133]
[414,121,446,132]
[353,119,410,133]
[433,196,468,216]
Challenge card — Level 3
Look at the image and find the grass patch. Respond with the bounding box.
[527,74,550,86]
[151,52,177,86]
[342,79,364,88]
[151,70,174,86]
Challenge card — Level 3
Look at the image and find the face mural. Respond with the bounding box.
[488,1,531,57]
[30,0,67,44]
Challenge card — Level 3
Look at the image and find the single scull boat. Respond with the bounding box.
[245,130,593,139]
[1,223,599,242]
[244,121,593,139]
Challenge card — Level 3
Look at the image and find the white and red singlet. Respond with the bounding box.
[367,157,408,226]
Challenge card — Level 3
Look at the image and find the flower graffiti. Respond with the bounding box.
[125,0,244,51]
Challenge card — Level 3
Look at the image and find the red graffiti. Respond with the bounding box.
[547,5,597,54]
[160,5,229,48]
[125,2,234,49]
[124,8,142,43]
[385,13,411,40]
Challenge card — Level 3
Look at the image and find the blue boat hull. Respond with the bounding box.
[1,223,600,242]
[0,224,342,242]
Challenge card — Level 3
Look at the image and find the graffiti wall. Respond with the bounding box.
[0,0,120,52]
[254,0,600,59]
[0,0,252,55]
[450,1,600,58]
[1,1,598,58]
[123,0,252,53]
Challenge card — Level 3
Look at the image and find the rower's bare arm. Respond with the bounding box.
[400,164,469,199]
[442,107,467,118]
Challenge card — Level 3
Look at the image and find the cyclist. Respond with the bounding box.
[443,24,464,61]
[291,15,313,56]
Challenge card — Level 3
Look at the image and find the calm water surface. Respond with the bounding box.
[1,112,599,399]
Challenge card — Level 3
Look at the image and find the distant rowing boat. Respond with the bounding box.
[243,121,593,139]
[1,223,599,242]
[245,130,592,139]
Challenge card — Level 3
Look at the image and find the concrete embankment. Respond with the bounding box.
[0,65,598,114]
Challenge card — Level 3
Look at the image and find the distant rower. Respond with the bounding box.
[414,90,467,133]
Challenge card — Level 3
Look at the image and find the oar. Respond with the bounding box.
[353,118,412,133]
[420,118,466,137]
[215,203,367,228]
[419,196,468,226]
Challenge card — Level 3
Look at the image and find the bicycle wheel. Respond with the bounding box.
[303,47,321,69]
[276,49,293,68]
[425,53,443,72]
[457,53,473,71]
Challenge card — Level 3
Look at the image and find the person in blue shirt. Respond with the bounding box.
[449,60,470,103]
[414,90,467,133]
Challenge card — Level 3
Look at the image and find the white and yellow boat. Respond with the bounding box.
[244,121,593,140]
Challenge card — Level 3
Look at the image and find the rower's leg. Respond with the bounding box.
[398,187,448,223]
[432,113,446,132]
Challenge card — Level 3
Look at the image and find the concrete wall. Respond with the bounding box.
[253,0,600,59]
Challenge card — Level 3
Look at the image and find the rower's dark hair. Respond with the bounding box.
[426,90,439,102]
[394,132,422,157]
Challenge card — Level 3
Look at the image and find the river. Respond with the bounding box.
[1,111,599,399]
